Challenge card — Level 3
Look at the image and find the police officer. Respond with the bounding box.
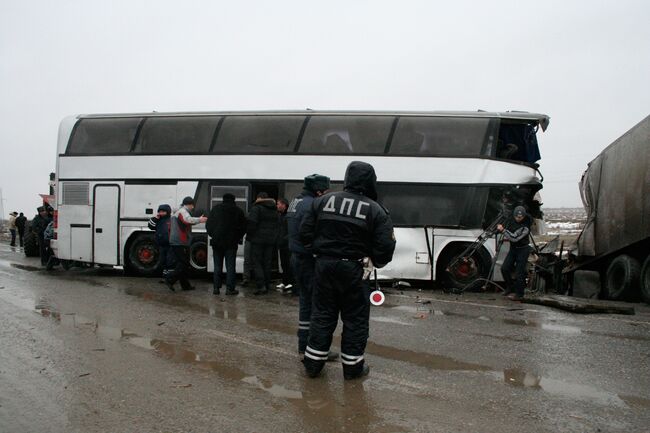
[300,161,396,380]
[286,174,331,356]
[497,205,532,301]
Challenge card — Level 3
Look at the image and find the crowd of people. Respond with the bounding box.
[145,161,397,380]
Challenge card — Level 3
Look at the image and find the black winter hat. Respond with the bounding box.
[223,193,235,202]
[182,196,195,205]
[304,174,330,193]
[157,204,172,213]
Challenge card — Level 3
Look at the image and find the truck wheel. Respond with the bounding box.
[640,256,650,304]
[124,233,161,277]
[23,228,40,257]
[438,242,492,290]
[605,255,641,301]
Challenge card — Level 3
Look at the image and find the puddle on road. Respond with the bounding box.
[370,316,414,326]
[619,394,650,409]
[124,287,295,335]
[390,304,649,342]
[126,287,492,374]
[34,303,395,432]
[29,298,650,415]
[498,369,635,409]
[366,341,491,372]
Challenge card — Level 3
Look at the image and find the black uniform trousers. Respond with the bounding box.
[303,257,370,377]
[501,244,530,297]
[168,246,192,290]
[292,253,316,353]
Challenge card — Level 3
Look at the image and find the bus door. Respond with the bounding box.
[206,185,249,273]
[93,185,120,265]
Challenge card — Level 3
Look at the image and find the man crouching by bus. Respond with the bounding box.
[167,197,207,291]
[300,161,396,380]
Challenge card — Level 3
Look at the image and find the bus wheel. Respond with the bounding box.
[604,255,640,301]
[190,238,208,272]
[438,243,491,290]
[125,234,160,277]
[639,256,650,304]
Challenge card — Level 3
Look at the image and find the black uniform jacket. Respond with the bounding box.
[299,161,396,268]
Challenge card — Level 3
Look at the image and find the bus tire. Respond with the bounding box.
[124,233,161,277]
[438,242,492,290]
[604,254,640,301]
[640,256,650,304]
[189,237,208,273]
[23,227,40,257]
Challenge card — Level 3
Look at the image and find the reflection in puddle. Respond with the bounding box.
[30,298,650,417]
[242,376,303,399]
[366,341,491,372]
[502,318,582,334]
[33,304,392,432]
[370,316,414,326]
[499,369,627,408]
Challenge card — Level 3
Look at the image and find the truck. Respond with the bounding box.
[572,115,650,303]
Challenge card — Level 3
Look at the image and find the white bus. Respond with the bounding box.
[51,110,549,288]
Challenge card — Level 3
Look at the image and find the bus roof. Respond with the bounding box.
[77,110,550,131]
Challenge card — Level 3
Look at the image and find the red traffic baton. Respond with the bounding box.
[369,269,385,306]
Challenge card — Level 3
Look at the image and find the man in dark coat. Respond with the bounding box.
[246,192,279,295]
[15,212,27,247]
[32,206,52,265]
[300,161,396,380]
[206,193,247,295]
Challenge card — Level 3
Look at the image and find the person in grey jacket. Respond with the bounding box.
[167,197,207,291]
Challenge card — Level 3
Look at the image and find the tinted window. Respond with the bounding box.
[376,184,488,227]
[134,116,220,153]
[214,116,304,153]
[390,117,490,156]
[67,118,142,154]
[299,116,393,154]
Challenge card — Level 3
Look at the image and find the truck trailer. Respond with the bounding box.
[572,115,650,302]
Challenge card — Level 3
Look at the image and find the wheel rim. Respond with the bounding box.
[134,242,157,267]
[451,257,479,282]
[190,242,207,270]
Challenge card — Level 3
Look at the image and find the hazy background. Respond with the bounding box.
[1,0,648,216]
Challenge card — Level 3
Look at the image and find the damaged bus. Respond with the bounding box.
[51,110,549,288]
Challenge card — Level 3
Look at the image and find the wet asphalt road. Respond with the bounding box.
[1,245,650,433]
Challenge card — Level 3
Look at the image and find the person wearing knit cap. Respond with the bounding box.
[497,206,532,301]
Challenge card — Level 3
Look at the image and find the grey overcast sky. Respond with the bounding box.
[1,0,648,215]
